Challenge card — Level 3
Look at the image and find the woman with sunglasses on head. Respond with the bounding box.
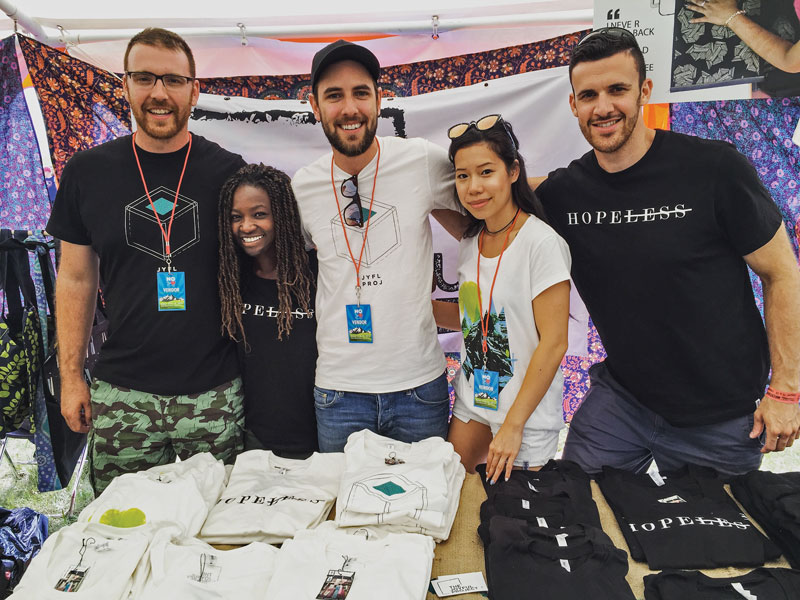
[218,163,319,457]
[434,116,571,484]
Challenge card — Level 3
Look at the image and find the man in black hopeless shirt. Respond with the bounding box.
[46,28,246,493]
[530,27,800,477]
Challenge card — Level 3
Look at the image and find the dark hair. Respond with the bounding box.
[448,121,547,238]
[569,29,646,87]
[218,164,314,344]
[124,28,196,78]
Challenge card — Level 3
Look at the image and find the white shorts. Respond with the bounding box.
[451,396,560,468]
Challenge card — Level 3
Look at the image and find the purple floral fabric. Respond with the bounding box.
[0,36,50,229]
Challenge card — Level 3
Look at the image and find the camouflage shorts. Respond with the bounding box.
[88,378,244,495]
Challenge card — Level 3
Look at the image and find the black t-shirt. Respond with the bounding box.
[485,516,635,600]
[239,251,318,454]
[598,465,781,569]
[537,130,782,426]
[46,134,245,395]
[644,568,800,600]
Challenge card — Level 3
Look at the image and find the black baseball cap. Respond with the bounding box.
[310,40,381,92]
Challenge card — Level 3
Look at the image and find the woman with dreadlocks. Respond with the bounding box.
[218,163,318,456]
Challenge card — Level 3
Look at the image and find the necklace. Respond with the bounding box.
[484,208,520,235]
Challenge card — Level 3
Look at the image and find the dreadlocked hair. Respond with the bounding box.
[218,163,314,344]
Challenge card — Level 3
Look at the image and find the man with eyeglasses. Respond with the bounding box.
[531,28,800,477]
[46,28,246,493]
[292,40,464,452]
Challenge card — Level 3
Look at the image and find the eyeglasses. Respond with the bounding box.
[126,71,195,90]
[341,175,365,228]
[447,114,517,158]
[577,27,638,47]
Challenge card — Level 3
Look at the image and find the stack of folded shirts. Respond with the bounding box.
[598,464,782,569]
[644,568,800,599]
[265,521,435,599]
[199,450,345,544]
[336,430,465,541]
[730,470,800,568]
[476,459,601,546]
[484,516,635,600]
[78,453,226,537]
[135,535,279,599]
[475,460,629,598]
[10,522,158,599]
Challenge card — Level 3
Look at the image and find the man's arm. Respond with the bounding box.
[56,241,100,433]
[431,209,469,240]
[743,226,800,452]
[689,0,800,73]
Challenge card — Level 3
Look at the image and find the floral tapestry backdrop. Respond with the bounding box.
[671,98,800,314]
[0,36,50,229]
[18,35,131,180]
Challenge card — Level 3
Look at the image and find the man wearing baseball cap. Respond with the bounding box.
[292,40,461,451]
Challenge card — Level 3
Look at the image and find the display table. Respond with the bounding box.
[427,473,791,600]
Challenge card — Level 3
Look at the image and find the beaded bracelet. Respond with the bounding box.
[724,9,746,28]
[765,386,800,404]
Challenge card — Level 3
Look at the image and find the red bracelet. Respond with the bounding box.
[765,386,800,404]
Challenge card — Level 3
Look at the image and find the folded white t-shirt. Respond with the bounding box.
[11,522,156,599]
[79,453,225,537]
[137,536,279,599]
[337,431,465,540]
[265,525,434,600]
[200,450,345,544]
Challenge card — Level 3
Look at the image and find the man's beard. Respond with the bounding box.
[580,103,640,155]
[321,115,378,157]
[132,99,192,141]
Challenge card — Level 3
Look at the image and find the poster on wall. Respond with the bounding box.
[592,0,800,102]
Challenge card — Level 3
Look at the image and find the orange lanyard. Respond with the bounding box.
[477,208,521,357]
[330,140,381,305]
[131,132,192,266]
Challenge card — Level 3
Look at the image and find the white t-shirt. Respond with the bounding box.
[455,216,571,431]
[136,536,279,599]
[11,522,155,599]
[292,136,453,392]
[199,450,345,544]
[337,430,465,540]
[265,525,434,600]
[78,453,225,537]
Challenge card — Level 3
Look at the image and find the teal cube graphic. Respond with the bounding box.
[373,480,406,496]
[125,186,199,260]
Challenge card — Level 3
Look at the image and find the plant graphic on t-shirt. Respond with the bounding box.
[458,281,512,391]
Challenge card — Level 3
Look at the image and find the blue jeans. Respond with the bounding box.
[563,362,763,478]
[314,372,450,452]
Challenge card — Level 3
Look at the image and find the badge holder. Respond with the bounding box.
[54,537,94,592]
[316,555,356,599]
[156,256,187,312]
[474,356,499,411]
[346,287,373,344]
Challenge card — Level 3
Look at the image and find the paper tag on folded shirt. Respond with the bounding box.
[560,559,571,572]
[649,470,666,487]
[793,117,800,147]
[731,583,757,599]
[537,517,548,527]
[431,572,488,597]
[521,499,530,510]
[555,533,568,547]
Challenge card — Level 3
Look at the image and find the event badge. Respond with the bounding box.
[156,271,187,311]
[346,304,373,343]
[474,368,499,410]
